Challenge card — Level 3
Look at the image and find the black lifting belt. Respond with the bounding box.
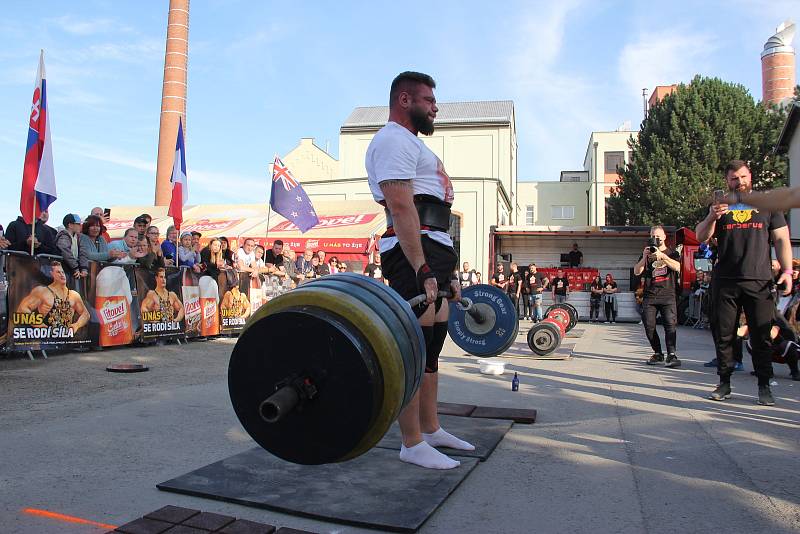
[384,195,451,232]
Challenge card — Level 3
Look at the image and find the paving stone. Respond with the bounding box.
[115,517,174,534]
[182,511,236,531]
[217,519,277,534]
[145,506,200,524]
[163,526,208,534]
[471,406,537,424]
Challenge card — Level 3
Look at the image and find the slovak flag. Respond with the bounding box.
[270,156,319,233]
[168,118,188,230]
[21,50,56,225]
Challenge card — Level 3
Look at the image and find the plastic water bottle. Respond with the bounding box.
[511,372,519,392]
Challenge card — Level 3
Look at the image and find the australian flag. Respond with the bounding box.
[270,156,319,233]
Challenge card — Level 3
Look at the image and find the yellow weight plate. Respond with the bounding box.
[244,286,406,461]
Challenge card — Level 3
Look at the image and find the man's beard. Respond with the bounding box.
[410,106,434,136]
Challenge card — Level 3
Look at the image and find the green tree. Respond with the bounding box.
[607,76,788,228]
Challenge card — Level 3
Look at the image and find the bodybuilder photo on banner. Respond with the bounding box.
[220,269,250,334]
[7,256,91,349]
[136,266,185,340]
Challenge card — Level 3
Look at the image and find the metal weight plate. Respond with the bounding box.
[297,278,417,408]
[310,273,426,402]
[106,363,149,373]
[545,303,578,332]
[230,287,405,464]
[449,284,519,357]
[546,308,570,333]
[527,321,562,356]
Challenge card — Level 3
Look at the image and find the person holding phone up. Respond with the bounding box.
[695,160,792,406]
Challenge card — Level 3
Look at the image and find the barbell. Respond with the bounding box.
[228,274,517,465]
[526,303,579,356]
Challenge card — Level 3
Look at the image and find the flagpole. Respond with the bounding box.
[30,195,36,256]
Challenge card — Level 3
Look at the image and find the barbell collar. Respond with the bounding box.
[407,292,482,322]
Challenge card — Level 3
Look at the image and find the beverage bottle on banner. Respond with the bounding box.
[95,266,134,346]
[182,269,202,335]
[199,276,220,336]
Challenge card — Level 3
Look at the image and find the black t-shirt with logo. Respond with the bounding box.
[640,247,681,300]
[551,276,569,296]
[568,250,583,267]
[590,281,603,299]
[713,202,786,281]
[507,271,521,294]
[492,271,508,287]
[528,272,544,293]
[603,281,617,293]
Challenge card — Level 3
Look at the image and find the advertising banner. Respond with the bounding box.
[219,270,251,335]
[135,266,185,341]
[86,262,137,347]
[180,268,202,338]
[5,254,92,350]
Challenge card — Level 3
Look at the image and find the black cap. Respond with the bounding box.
[134,215,149,225]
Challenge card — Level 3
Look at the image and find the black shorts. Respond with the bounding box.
[381,235,458,318]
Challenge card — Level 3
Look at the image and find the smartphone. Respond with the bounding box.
[713,189,726,204]
[103,208,111,218]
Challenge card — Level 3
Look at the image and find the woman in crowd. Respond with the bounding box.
[177,231,200,270]
[200,238,227,279]
[218,237,235,268]
[327,256,340,275]
[589,275,603,323]
[602,273,618,324]
[143,226,168,268]
[161,225,178,265]
[80,215,124,263]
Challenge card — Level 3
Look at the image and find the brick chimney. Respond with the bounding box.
[154,0,190,206]
[761,20,796,107]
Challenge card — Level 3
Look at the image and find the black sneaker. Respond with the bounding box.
[709,383,732,401]
[791,371,800,381]
[665,354,681,368]
[757,385,775,406]
[646,353,665,365]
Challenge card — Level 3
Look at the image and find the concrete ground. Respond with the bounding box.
[1,322,798,534]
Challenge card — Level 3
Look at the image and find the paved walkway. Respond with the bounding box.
[1,323,798,533]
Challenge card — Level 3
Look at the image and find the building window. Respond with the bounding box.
[604,151,625,173]
[551,206,575,220]
[526,205,535,225]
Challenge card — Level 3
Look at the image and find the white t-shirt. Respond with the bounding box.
[366,121,454,253]
[237,248,256,268]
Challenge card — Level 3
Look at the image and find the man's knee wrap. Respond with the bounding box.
[424,322,448,373]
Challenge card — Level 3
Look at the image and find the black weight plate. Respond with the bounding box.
[545,303,578,332]
[229,305,383,465]
[106,363,149,373]
[296,279,416,408]
[527,322,562,356]
[312,273,426,403]
[449,284,518,357]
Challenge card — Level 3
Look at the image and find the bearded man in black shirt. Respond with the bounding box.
[696,160,793,406]
[634,225,682,367]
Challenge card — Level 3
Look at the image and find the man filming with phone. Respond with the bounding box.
[696,160,792,406]
[635,225,682,367]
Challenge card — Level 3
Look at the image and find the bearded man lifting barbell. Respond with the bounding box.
[365,71,475,469]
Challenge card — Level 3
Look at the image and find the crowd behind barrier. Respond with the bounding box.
[0,213,388,354]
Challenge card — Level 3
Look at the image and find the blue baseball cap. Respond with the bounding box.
[62,214,82,226]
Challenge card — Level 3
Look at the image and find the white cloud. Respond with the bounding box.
[47,15,134,36]
[618,29,718,96]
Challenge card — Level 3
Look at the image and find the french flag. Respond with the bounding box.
[168,117,188,230]
[21,50,56,225]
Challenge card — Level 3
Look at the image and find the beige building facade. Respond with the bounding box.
[777,103,800,250]
[583,130,634,226]
[281,101,517,278]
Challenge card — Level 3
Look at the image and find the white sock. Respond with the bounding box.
[399,441,461,469]
[422,427,476,451]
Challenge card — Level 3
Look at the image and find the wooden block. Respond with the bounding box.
[471,406,537,424]
[436,401,477,417]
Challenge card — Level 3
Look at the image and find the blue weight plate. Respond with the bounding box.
[448,284,518,357]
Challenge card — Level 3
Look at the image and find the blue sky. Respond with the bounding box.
[0,0,797,227]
